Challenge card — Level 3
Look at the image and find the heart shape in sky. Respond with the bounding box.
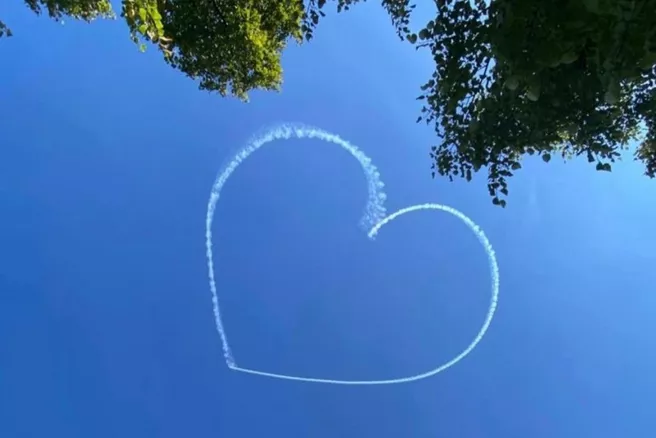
[205,123,500,385]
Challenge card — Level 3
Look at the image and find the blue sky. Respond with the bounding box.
[1,2,656,437]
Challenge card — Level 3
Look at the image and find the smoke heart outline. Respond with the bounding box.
[205,123,499,385]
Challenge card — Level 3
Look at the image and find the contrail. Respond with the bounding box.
[205,124,500,384]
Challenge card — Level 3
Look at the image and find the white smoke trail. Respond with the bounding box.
[206,123,388,366]
[230,204,499,385]
[206,124,500,384]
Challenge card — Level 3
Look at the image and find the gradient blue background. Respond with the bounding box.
[1,3,655,437]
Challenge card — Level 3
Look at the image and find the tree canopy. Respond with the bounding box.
[3,0,656,205]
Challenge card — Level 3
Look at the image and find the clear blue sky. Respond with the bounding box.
[2,3,656,437]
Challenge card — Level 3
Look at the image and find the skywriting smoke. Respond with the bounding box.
[205,123,499,385]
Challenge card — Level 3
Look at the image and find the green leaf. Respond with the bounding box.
[407,33,418,44]
[542,153,551,163]
[469,121,480,132]
[504,76,520,91]
[604,83,620,104]
[527,81,541,101]
[511,162,521,170]
[582,0,599,13]
[560,51,579,64]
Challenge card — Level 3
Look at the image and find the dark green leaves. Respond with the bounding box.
[23,0,114,21]
[415,0,656,206]
[596,162,612,172]
[0,20,11,38]
[525,76,542,102]
[492,197,507,208]
[152,0,305,101]
[504,76,519,91]
[560,51,579,65]
[7,0,656,206]
[582,0,600,14]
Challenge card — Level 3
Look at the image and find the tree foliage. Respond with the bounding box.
[0,20,11,38]
[5,0,306,100]
[4,0,656,204]
[154,0,306,100]
[22,0,114,20]
[409,0,656,205]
